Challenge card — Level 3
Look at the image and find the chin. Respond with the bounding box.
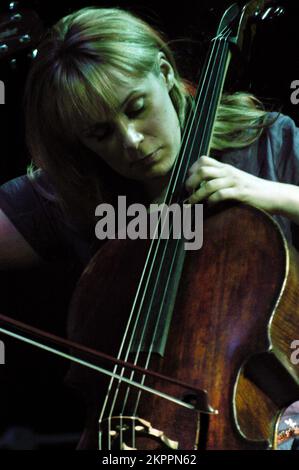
[151,158,175,177]
[140,165,170,180]
[130,153,175,181]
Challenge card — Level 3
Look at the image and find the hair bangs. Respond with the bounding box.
[54,62,127,140]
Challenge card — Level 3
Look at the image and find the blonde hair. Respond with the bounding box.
[25,6,273,225]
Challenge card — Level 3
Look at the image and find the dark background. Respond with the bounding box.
[0,0,298,449]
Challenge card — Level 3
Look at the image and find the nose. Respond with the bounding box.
[122,122,144,152]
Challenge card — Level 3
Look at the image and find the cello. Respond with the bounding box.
[64,0,299,450]
[1,0,298,450]
[65,0,299,450]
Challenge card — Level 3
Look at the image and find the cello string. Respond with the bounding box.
[126,36,232,425]
[168,30,231,199]
[128,30,232,417]
[101,33,223,419]
[101,23,232,428]
[193,42,231,162]
[102,24,231,426]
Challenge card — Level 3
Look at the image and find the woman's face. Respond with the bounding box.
[80,62,181,185]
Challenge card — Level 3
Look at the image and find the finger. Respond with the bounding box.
[188,156,223,174]
[198,155,223,167]
[207,186,239,205]
[187,177,232,204]
[187,186,206,204]
[185,166,225,191]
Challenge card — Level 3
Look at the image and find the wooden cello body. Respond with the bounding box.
[66,204,299,449]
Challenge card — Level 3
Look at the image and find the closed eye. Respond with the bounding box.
[84,96,146,142]
[126,96,145,118]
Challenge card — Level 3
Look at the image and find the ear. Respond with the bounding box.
[157,51,175,92]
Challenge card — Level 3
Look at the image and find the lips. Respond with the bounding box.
[137,147,161,165]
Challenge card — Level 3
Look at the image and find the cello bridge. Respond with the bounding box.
[99,416,179,450]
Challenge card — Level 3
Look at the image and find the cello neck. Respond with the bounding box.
[165,5,240,207]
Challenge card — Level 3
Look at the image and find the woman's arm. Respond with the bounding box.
[185,155,299,225]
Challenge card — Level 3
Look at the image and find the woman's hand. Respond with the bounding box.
[185,156,283,214]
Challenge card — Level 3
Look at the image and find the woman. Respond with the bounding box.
[0,6,299,270]
[0,6,299,449]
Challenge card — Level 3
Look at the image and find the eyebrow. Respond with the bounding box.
[83,89,142,134]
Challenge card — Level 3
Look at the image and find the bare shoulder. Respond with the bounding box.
[0,208,41,269]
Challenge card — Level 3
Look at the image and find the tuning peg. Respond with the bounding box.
[274,6,285,17]
[0,44,8,54]
[10,13,22,22]
[9,57,17,70]
[258,6,285,21]
[27,48,38,61]
[8,2,19,11]
[19,34,30,44]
